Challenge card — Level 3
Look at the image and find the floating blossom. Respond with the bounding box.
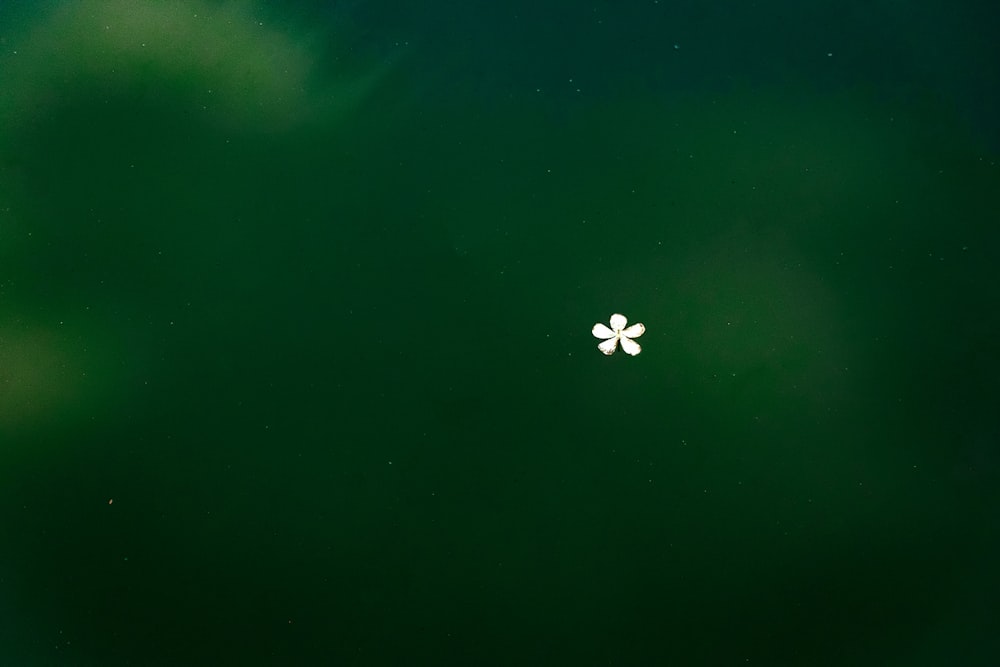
[592,313,645,356]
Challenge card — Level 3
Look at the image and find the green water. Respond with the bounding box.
[1,2,997,665]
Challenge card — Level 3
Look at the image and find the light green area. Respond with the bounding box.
[0,0,389,131]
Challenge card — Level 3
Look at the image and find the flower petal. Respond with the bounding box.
[620,336,642,356]
[609,313,627,331]
[621,322,645,338]
[592,323,616,339]
[597,336,619,355]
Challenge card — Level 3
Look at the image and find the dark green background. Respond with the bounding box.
[1,1,997,665]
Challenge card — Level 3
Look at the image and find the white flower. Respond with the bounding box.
[592,313,645,356]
